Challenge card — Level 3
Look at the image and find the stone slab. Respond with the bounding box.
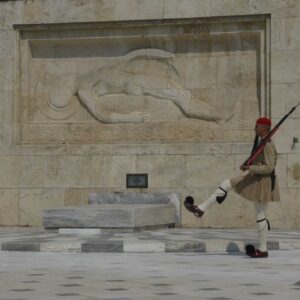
[0,228,296,253]
[58,228,102,235]
[43,204,176,229]
[89,192,181,225]
[81,241,123,253]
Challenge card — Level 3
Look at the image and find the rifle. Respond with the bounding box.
[243,103,300,167]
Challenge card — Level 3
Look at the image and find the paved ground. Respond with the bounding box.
[1,227,300,253]
[0,228,300,299]
[0,249,300,299]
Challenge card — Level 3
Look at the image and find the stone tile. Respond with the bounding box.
[272,51,300,84]
[0,0,22,29]
[258,0,300,18]
[0,60,12,91]
[137,155,185,188]
[0,30,15,59]
[19,189,65,227]
[67,0,116,22]
[23,0,68,24]
[287,154,300,187]
[0,189,19,226]
[1,242,40,252]
[165,241,206,253]
[81,241,123,253]
[123,240,165,253]
[91,155,137,188]
[211,0,252,16]
[271,84,287,119]
[286,84,300,118]
[115,0,163,20]
[186,154,236,188]
[163,0,211,18]
[44,156,92,188]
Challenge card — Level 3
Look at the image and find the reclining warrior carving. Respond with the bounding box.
[76,49,227,123]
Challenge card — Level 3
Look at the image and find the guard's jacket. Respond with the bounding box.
[230,139,280,202]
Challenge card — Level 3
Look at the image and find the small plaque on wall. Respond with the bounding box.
[126,174,148,188]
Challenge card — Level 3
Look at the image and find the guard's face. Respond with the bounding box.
[255,124,268,137]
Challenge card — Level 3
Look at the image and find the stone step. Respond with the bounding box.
[43,204,176,230]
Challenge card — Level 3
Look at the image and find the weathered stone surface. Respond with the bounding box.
[287,154,300,188]
[137,155,185,188]
[163,0,211,18]
[165,241,206,252]
[0,156,43,188]
[0,60,12,91]
[0,1,299,230]
[115,0,163,20]
[43,204,176,229]
[89,192,176,205]
[81,241,123,253]
[186,154,236,188]
[0,189,19,226]
[19,189,65,227]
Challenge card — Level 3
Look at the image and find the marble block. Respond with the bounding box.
[43,204,176,229]
[89,192,181,224]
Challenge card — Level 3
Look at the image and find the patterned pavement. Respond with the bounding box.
[0,228,300,299]
[1,228,300,253]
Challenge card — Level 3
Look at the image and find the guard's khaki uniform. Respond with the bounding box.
[230,140,280,202]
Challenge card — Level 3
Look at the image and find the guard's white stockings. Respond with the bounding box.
[198,179,232,212]
[255,202,269,252]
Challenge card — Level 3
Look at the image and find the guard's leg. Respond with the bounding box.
[198,179,232,212]
[246,201,270,258]
[255,201,269,252]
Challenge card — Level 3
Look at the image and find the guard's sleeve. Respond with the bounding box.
[248,142,276,175]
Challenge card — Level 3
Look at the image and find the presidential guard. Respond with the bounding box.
[185,117,280,258]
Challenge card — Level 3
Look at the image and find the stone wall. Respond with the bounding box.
[0,0,299,228]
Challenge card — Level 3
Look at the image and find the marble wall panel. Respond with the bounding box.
[273,119,300,154]
[0,91,13,124]
[286,18,300,50]
[163,0,211,18]
[286,84,300,118]
[212,0,300,18]
[271,18,287,51]
[137,155,185,188]
[22,0,69,24]
[67,0,116,22]
[287,154,300,188]
[272,51,300,83]
[44,155,92,188]
[186,154,236,188]
[19,189,65,227]
[0,189,19,226]
[0,156,43,188]
[250,0,300,18]
[115,0,163,20]
[268,188,300,228]
[271,84,287,118]
[211,0,254,16]
[209,191,256,229]
[0,0,22,29]
[0,30,15,59]
[0,60,13,91]
[91,155,137,187]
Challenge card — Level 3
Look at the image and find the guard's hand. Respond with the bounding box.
[240,165,249,172]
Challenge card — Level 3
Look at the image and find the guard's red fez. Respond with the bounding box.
[256,117,271,126]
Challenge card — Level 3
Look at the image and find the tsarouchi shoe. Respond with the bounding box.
[184,196,204,218]
[247,249,268,258]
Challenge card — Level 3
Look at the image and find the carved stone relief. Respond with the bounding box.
[15,16,270,143]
